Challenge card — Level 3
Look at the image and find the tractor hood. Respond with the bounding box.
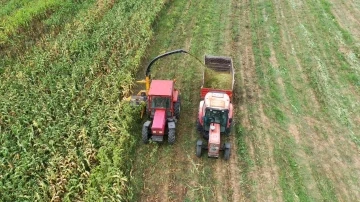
[208,123,221,158]
[151,109,166,135]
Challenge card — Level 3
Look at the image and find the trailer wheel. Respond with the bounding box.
[196,140,203,157]
[168,128,176,144]
[174,96,181,119]
[142,125,149,144]
[224,142,231,160]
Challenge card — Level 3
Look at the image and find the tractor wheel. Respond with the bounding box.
[203,131,209,140]
[168,128,176,144]
[224,142,231,160]
[174,95,181,119]
[142,125,150,144]
[196,119,203,132]
[196,140,203,157]
[225,124,232,136]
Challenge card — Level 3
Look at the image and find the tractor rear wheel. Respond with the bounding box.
[142,125,150,144]
[174,96,181,119]
[203,131,209,140]
[196,140,203,157]
[168,128,176,144]
[224,142,231,160]
[196,119,203,132]
[225,123,232,136]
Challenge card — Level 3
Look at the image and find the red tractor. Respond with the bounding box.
[142,79,180,144]
[196,56,234,160]
[128,50,188,144]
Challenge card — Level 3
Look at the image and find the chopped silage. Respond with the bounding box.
[204,68,233,89]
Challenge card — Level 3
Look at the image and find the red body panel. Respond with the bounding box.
[172,90,179,102]
[208,123,221,157]
[151,109,166,134]
[200,88,233,99]
[149,80,174,96]
[198,101,204,125]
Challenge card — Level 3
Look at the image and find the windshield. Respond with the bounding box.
[204,108,228,126]
[151,96,171,108]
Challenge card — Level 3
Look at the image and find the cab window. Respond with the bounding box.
[204,109,228,125]
[151,96,170,108]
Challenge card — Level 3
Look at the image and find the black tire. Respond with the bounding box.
[203,130,209,140]
[142,125,149,144]
[174,95,181,119]
[196,119,203,132]
[224,142,231,160]
[225,124,232,136]
[168,128,176,144]
[196,140,203,157]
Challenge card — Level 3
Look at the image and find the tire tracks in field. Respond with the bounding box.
[272,0,360,200]
[330,0,360,42]
[306,1,360,199]
[133,0,214,201]
[235,0,260,201]
[237,0,284,201]
[265,0,356,201]
[271,0,323,200]
[133,0,250,200]
[134,1,198,201]
[166,4,200,202]
[211,0,244,201]
[298,1,360,200]
[275,0,322,111]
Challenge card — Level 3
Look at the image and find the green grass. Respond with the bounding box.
[235,124,254,196]
[273,133,314,202]
[244,0,360,200]
[0,0,63,44]
[255,0,359,200]
[0,0,34,19]
[311,164,339,202]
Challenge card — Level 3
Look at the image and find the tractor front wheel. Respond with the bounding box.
[142,125,150,144]
[174,96,181,119]
[224,142,231,160]
[168,128,176,144]
[196,140,203,157]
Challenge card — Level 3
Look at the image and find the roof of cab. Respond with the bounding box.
[148,80,174,96]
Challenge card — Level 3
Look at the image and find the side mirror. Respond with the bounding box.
[229,118,233,123]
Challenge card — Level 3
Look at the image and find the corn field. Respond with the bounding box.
[0,0,166,201]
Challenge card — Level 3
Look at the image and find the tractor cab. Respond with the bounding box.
[201,92,232,132]
[203,108,229,132]
[147,80,175,118]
